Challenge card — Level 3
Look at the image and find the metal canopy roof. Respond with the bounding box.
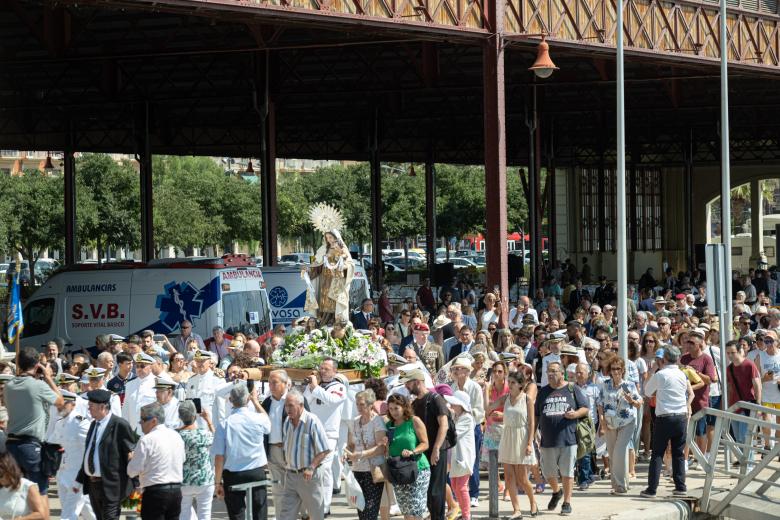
[2,0,780,165]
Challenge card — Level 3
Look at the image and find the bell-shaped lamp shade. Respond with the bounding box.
[528,38,559,79]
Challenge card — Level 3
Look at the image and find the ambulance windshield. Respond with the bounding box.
[222,290,270,336]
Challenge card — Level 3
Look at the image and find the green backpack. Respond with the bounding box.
[568,384,596,459]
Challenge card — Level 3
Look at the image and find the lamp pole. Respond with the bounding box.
[720,0,732,342]
[616,0,628,360]
[719,0,733,469]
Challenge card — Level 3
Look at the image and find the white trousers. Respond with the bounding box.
[178,484,215,520]
[59,484,96,520]
[321,440,337,511]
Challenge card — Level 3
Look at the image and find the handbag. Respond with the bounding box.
[370,464,386,484]
[386,456,419,485]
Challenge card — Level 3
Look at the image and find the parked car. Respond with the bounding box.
[278,252,312,266]
[437,257,478,269]
[385,257,425,271]
[34,258,61,283]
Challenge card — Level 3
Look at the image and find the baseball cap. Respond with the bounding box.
[399,368,426,383]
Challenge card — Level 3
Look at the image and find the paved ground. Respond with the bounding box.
[47,461,744,520]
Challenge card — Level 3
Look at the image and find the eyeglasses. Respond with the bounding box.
[597,337,609,343]
[140,416,154,423]
[610,367,622,372]
[645,340,656,344]
[181,325,191,329]
[764,338,776,344]
[584,347,595,352]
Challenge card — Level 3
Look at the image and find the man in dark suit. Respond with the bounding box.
[77,389,137,520]
[447,325,475,362]
[351,298,375,330]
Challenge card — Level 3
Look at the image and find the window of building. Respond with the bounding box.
[580,168,663,253]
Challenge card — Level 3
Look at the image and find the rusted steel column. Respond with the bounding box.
[483,0,509,328]
[370,145,383,291]
[425,149,437,283]
[261,101,278,266]
[140,102,154,263]
[63,149,77,265]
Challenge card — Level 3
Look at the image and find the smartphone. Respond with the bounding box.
[153,334,167,342]
[192,398,202,414]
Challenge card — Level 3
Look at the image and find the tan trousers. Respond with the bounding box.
[277,469,326,520]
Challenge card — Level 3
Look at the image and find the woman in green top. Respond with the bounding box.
[386,394,430,520]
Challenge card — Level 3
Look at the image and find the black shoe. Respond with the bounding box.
[672,489,688,496]
[640,489,656,498]
[530,505,539,517]
[560,502,572,516]
[547,489,563,511]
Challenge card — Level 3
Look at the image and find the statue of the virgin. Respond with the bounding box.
[302,203,355,325]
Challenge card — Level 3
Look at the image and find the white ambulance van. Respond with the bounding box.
[261,263,371,326]
[19,254,272,351]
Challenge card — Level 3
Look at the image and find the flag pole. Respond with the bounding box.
[13,254,21,373]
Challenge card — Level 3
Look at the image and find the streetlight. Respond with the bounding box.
[528,36,559,79]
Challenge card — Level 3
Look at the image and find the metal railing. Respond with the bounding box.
[687,401,780,517]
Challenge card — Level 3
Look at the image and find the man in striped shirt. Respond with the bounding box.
[279,389,331,520]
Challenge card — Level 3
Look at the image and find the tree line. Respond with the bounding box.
[0,154,529,273]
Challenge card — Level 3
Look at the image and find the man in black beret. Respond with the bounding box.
[77,389,137,520]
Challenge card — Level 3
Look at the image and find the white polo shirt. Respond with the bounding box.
[645,365,689,416]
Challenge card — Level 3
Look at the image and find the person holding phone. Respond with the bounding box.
[4,347,64,516]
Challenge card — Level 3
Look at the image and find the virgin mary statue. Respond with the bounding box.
[302,203,355,324]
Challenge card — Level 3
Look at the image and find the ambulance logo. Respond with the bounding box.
[155,281,205,331]
[269,286,288,307]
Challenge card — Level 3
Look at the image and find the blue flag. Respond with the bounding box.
[7,272,23,343]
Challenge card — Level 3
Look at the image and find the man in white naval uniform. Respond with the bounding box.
[81,367,121,417]
[46,373,89,441]
[50,390,96,520]
[153,374,181,428]
[303,357,347,513]
[121,352,157,434]
[186,349,219,430]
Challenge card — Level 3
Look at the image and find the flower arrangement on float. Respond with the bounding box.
[270,327,387,379]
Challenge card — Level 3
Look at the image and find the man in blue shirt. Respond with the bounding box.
[212,384,272,520]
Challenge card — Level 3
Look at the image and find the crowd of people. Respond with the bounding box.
[0,259,776,520]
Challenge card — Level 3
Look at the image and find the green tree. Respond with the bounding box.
[277,171,314,247]
[303,164,372,246]
[435,164,487,239]
[76,154,140,262]
[0,170,64,275]
[381,166,425,264]
[153,156,224,254]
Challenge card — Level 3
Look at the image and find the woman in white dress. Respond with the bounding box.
[495,372,538,519]
[0,450,46,520]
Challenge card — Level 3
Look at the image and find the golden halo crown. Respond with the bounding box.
[309,202,344,234]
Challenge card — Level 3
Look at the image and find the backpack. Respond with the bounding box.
[567,384,596,459]
[423,392,457,449]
